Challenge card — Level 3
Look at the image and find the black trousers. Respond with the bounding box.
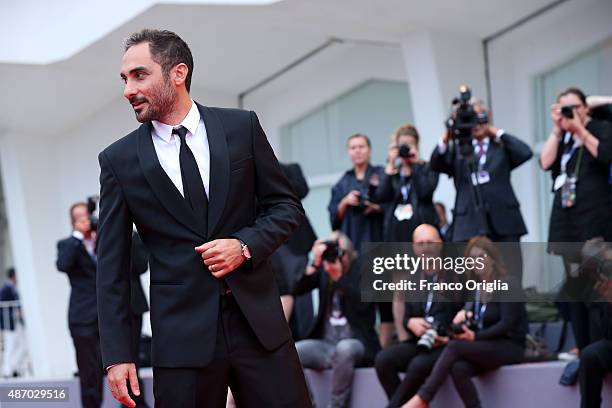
[418,339,524,408]
[71,333,104,408]
[375,341,444,408]
[579,338,612,408]
[152,294,311,408]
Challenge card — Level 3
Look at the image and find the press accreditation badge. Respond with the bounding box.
[394,204,414,221]
[471,171,490,186]
[553,173,567,191]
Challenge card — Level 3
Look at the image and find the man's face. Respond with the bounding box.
[120,42,176,123]
[471,105,489,140]
[72,205,91,234]
[347,137,371,167]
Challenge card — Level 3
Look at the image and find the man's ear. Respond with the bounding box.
[172,63,189,88]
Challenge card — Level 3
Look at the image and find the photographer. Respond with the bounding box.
[374,124,439,243]
[56,201,102,408]
[404,236,528,408]
[328,133,392,347]
[540,87,612,352]
[328,133,385,252]
[374,224,462,408]
[578,239,612,408]
[430,94,532,245]
[293,232,379,408]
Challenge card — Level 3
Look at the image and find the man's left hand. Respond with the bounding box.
[195,239,245,278]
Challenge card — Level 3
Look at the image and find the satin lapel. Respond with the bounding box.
[199,104,229,239]
[136,122,207,239]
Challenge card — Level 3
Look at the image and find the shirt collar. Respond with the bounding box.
[72,230,84,240]
[152,100,200,143]
[473,136,490,147]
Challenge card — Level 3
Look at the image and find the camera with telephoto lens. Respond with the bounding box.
[87,196,99,232]
[321,240,344,263]
[445,85,489,158]
[417,319,449,350]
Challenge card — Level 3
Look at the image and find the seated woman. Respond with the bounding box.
[374,224,463,408]
[404,236,528,408]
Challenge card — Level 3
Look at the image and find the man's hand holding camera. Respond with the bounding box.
[308,239,345,281]
[407,317,431,337]
[451,310,476,341]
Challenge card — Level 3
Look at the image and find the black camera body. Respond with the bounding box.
[450,317,479,335]
[446,85,488,158]
[561,105,575,119]
[398,144,414,159]
[322,240,344,263]
[87,196,99,232]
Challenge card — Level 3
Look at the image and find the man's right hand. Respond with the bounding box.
[107,363,140,408]
[407,317,431,337]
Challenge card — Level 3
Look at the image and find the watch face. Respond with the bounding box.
[243,245,252,259]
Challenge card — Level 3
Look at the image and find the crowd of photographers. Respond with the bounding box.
[48,86,612,408]
[277,87,612,408]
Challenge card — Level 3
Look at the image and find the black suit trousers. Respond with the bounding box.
[375,341,444,408]
[153,294,311,408]
[71,332,103,408]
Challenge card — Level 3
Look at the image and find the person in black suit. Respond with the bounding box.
[540,87,612,352]
[98,29,309,408]
[374,225,463,408]
[292,232,379,408]
[430,99,532,281]
[430,100,532,243]
[57,202,103,408]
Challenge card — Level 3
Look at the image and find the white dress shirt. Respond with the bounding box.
[437,129,506,167]
[72,231,95,258]
[151,101,210,197]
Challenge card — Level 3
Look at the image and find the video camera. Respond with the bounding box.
[445,85,489,158]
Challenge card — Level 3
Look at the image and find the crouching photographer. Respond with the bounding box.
[292,232,379,408]
[374,225,462,408]
[404,236,528,408]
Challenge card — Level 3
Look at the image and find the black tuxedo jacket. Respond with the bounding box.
[56,236,98,333]
[130,232,149,317]
[430,134,532,241]
[97,104,304,368]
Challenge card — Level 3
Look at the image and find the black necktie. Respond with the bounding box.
[173,126,208,234]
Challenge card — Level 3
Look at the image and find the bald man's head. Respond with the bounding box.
[412,224,442,244]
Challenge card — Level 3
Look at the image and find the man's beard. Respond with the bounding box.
[133,77,176,123]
